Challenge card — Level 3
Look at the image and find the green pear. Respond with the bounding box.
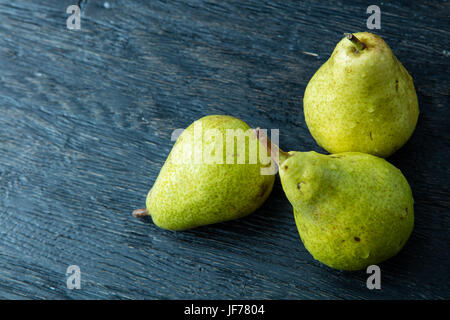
[255,129,414,270]
[133,115,275,231]
[303,32,419,158]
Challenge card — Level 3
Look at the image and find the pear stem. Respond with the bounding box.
[345,33,365,52]
[253,127,290,166]
[132,208,149,218]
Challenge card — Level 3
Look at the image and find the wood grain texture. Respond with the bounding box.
[0,0,449,299]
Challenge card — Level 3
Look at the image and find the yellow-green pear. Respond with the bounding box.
[255,129,414,271]
[303,32,419,157]
[133,115,275,230]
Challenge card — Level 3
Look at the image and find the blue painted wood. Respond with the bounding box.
[0,0,449,299]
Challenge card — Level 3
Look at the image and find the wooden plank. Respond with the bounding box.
[0,0,449,299]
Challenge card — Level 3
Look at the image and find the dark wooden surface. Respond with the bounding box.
[0,0,449,300]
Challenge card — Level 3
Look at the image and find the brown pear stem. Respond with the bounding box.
[345,33,365,52]
[132,208,149,218]
[254,127,290,166]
